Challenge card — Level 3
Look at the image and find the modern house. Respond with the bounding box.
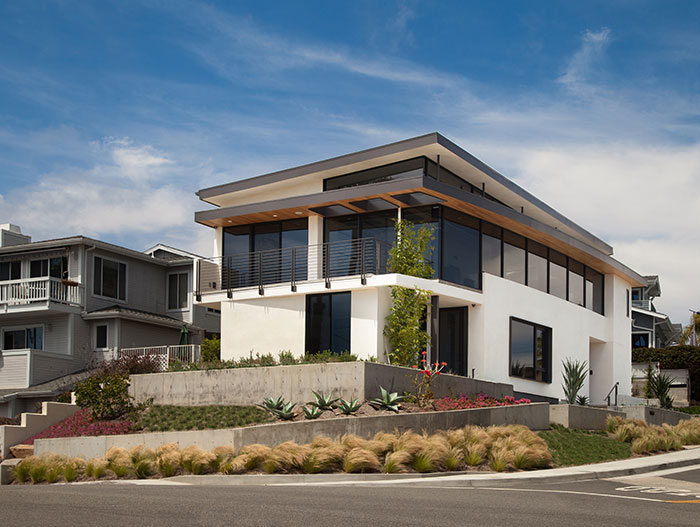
[193,133,646,404]
[0,225,220,412]
[630,275,682,349]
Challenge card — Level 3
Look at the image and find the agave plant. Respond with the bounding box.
[576,394,589,406]
[337,398,362,415]
[649,372,674,409]
[368,386,405,412]
[271,401,298,420]
[303,405,323,420]
[310,391,339,411]
[260,395,287,412]
[561,358,588,404]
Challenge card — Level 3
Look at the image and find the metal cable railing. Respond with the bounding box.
[196,237,392,297]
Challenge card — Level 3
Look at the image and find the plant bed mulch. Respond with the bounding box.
[277,394,532,422]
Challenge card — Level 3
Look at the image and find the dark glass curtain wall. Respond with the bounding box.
[305,292,351,355]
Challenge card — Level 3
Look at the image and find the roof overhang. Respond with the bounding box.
[196,132,613,255]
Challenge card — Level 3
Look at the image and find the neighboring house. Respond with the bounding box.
[0,226,220,399]
[193,132,646,404]
[631,275,682,349]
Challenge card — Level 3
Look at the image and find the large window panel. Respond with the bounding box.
[549,250,567,300]
[2,327,43,350]
[586,267,604,315]
[510,318,551,383]
[503,231,526,285]
[94,256,126,301]
[481,222,502,277]
[527,240,548,293]
[324,157,425,191]
[442,208,480,289]
[168,272,189,310]
[402,205,440,277]
[305,292,351,355]
[568,259,585,307]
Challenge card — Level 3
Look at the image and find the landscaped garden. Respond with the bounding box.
[10,415,700,484]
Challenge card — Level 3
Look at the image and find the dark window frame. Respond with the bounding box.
[95,324,108,349]
[509,317,552,383]
[167,271,189,311]
[0,260,21,281]
[305,292,351,355]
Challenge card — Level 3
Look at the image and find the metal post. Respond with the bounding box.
[291,247,297,292]
[258,255,264,295]
[226,256,232,299]
[360,239,366,285]
[324,242,331,288]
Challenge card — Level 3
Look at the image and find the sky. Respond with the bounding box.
[0,0,698,324]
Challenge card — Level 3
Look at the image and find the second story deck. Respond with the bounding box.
[0,277,83,312]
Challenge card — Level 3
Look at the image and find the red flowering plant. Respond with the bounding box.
[411,351,447,407]
[433,393,531,411]
[23,408,134,445]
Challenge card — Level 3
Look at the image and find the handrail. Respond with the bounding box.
[0,276,83,306]
[605,381,619,406]
[195,237,394,298]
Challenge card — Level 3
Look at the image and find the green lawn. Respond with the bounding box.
[538,424,632,467]
[136,405,273,432]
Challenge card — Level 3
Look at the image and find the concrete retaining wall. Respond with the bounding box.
[0,402,80,459]
[621,406,696,427]
[128,362,513,407]
[549,404,626,431]
[34,402,548,460]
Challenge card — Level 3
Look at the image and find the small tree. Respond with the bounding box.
[384,219,434,366]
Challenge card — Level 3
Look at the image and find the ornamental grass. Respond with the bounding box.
[12,423,563,484]
[606,415,700,453]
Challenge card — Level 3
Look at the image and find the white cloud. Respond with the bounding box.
[0,138,197,245]
[558,27,612,95]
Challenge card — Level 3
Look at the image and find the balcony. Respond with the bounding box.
[0,277,84,311]
[632,299,653,312]
[196,237,391,297]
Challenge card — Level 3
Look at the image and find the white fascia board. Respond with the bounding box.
[631,306,669,320]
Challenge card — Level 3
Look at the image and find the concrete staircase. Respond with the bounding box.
[0,401,80,459]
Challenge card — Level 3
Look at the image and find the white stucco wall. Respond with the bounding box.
[220,295,307,360]
[470,273,632,403]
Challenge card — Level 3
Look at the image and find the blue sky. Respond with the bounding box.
[1,0,698,323]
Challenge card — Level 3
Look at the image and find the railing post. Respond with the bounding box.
[226,255,233,299]
[291,247,297,292]
[324,242,331,289]
[258,254,264,295]
[360,239,366,285]
[195,259,201,302]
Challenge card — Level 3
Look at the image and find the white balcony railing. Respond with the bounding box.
[118,344,201,371]
[0,277,84,308]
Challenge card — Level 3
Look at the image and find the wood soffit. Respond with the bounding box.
[199,184,630,279]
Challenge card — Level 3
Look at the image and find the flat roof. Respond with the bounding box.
[196,132,613,256]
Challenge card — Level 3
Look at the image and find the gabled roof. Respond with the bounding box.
[0,236,194,267]
[83,305,203,331]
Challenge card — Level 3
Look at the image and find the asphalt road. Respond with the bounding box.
[1,467,699,527]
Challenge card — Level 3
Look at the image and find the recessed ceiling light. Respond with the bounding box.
[295,211,303,215]
[227,220,233,223]
[272,214,278,218]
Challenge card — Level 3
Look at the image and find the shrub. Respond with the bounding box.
[561,358,588,405]
[383,450,412,473]
[181,445,215,475]
[24,408,133,444]
[74,374,134,421]
[100,355,162,376]
[489,449,510,472]
[464,444,487,466]
[157,444,182,477]
[134,459,156,479]
[104,447,132,477]
[56,392,72,403]
[201,336,221,362]
[63,458,84,482]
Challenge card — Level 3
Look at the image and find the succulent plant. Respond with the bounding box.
[368,386,405,412]
[303,405,323,420]
[337,398,362,415]
[260,395,287,412]
[271,401,298,420]
[310,391,340,411]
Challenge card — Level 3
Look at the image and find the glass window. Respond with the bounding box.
[29,257,67,279]
[510,318,551,383]
[401,205,440,276]
[94,256,126,300]
[3,327,43,350]
[281,219,308,282]
[503,230,526,285]
[586,268,604,315]
[0,261,21,281]
[632,333,649,349]
[168,272,189,310]
[96,325,108,349]
[481,222,501,277]
[324,157,425,191]
[568,259,585,307]
[425,159,473,192]
[549,250,567,300]
[442,208,480,289]
[631,288,642,301]
[527,240,548,293]
[305,292,351,355]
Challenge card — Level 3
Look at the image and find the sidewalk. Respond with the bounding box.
[161,447,700,488]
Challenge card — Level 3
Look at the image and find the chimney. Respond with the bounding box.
[0,224,32,247]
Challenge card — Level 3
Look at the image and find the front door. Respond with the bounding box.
[438,307,468,377]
